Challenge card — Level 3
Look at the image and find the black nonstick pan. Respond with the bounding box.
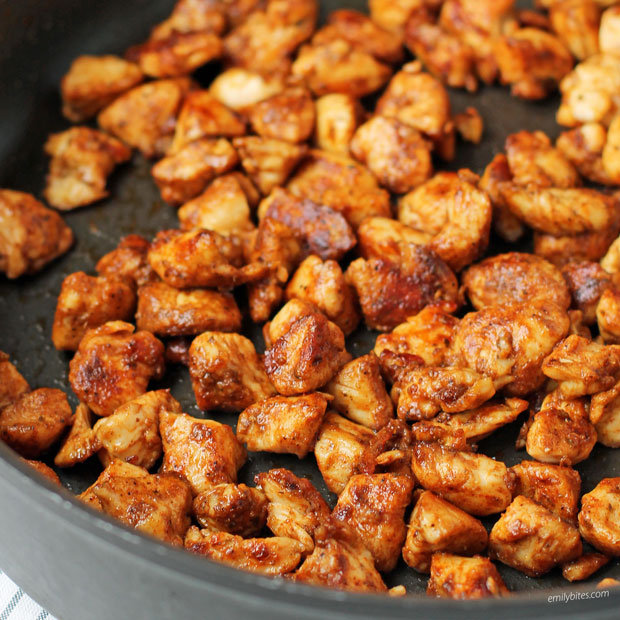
[1,1,620,618]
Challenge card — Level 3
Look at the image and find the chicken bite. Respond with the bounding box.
[591,379,620,447]
[562,261,612,324]
[23,459,61,485]
[579,478,620,556]
[549,0,600,61]
[369,0,429,34]
[148,0,227,40]
[0,352,30,412]
[313,93,363,155]
[489,495,582,577]
[597,287,620,344]
[562,553,610,583]
[0,388,71,458]
[61,55,144,122]
[237,393,329,458]
[0,189,73,279]
[356,217,431,264]
[599,5,620,55]
[95,234,155,289]
[160,411,246,495]
[68,321,165,417]
[403,491,488,574]
[602,114,620,183]
[209,67,285,111]
[54,403,100,468]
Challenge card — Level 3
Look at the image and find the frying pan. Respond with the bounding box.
[1,0,620,618]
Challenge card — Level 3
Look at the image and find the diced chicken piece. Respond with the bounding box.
[346,245,459,332]
[369,0,430,34]
[237,393,328,458]
[463,252,570,311]
[508,460,581,523]
[69,321,165,417]
[151,138,238,206]
[356,217,431,264]
[292,39,392,98]
[128,31,223,79]
[489,495,582,576]
[95,235,155,289]
[398,170,492,272]
[185,525,304,575]
[602,114,620,182]
[562,261,612,324]
[599,5,620,55]
[453,108,483,143]
[591,380,620,447]
[0,189,73,279]
[263,298,319,345]
[93,390,181,469]
[0,388,71,458]
[314,412,374,495]
[403,491,488,573]
[136,281,241,337]
[602,235,620,273]
[313,93,363,155]
[160,411,246,495]
[209,68,285,111]
[98,78,194,158]
[61,55,144,122]
[54,403,100,468]
[579,478,620,556]
[411,441,512,516]
[597,287,620,343]
[264,312,349,395]
[193,483,267,537]
[233,136,306,195]
[81,463,192,545]
[453,301,570,396]
[23,459,61,484]
[52,272,136,351]
[0,352,29,412]
[333,473,413,572]
[427,553,509,599]
[562,553,610,582]
[255,468,330,554]
[549,0,600,61]
[148,0,227,40]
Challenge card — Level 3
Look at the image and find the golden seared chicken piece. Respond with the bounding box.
[255,468,330,555]
[249,87,315,144]
[597,287,620,343]
[403,491,488,574]
[160,411,246,495]
[81,462,192,545]
[376,62,451,140]
[0,352,29,411]
[557,53,620,127]
[224,0,317,74]
[52,272,136,351]
[237,393,329,458]
[441,398,529,444]
[148,0,227,40]
[233,136,306,195]
[69,321,165,417]
[350,116,433,194]
[453,301,570,396]
[285,255,359,335]
[562,553,610,582]
[602,114,620,183]
[374,305,459,369]
[189,332,275,412]
[44,126,131,210]
[393,367,496,423]
[193,483,267,537]
[410,421,468,452]
[508,460,581,523]
[0,388,71,458]
[463,253,570,311]
[147,229,266,290]
[258,188,356,261]
[505,130,580,188]
[264,312,349,395]
[287,149,391,230]
[489,495,582,576]
[602,235,620,273]
[23,459,61,484]
[127,31,223,79]
[186,525,304,575]
[314,412,374,495]
[346,245,460,332]
[169,91,245,155]
[61,55,143,122]
[600,5,620,55]
[494,27,573,100]
[98,77,194,158]
[369,0,433,34]
[411,441,512,516]
[332,473,413,572]
[95,235,156,290]
[292,39,392,98]
[326,354,393,431]
[136,281,241,337]
[178,174,255,234]
[0,189,73,279]
[264,298,319,345]
[427,553,509,599]
[93,390,181,469]
[579,478,620,556]
[356,217,431,264]
[562,261,612,324]
[294,520,387,592]
[591,379,620,447]
[54,403,100,468]
[357,418,415,478]
[398,170,492,272]
[453,108,483,143]
[549,0,600,61]
[151,138,238,206]
[313,93,363,155]
[209,67,285,111]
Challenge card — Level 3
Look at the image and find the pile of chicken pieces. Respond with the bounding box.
[3,0,620,601]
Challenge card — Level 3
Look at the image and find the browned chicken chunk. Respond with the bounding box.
[54,403,99,468]
[599,5,620,55]
[313,93,363,155]
[23,459,61,485]
[549,0,600,61]
[562,553,610,583]
[597,287,620,344]
[148,0,227,40]
[0,352,30,411]
[578,478,620,556]
[562,261,612,324]
[209,67,285,111]
[95,234,155,288]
